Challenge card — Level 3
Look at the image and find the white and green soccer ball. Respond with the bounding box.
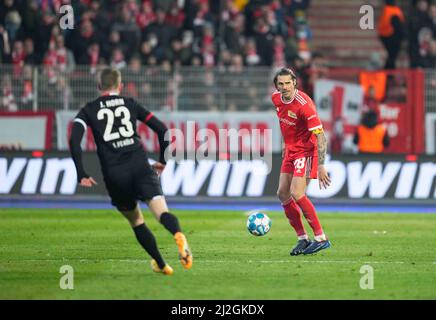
[247,212,271,236]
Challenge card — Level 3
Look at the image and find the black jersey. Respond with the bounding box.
[73,94,154,168]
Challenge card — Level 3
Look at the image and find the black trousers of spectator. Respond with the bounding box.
[380,36,402,70]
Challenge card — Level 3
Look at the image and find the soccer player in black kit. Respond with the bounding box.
[69,68,192,275]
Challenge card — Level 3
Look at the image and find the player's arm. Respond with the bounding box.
[304,99,331,189]
[69,118,97,187]
[135,101,169,175]
[281,138,285,158]
[312,127,331,189]
[146,115,169,163]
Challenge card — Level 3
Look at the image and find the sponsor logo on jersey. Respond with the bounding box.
[279,118,296,127]
[288,111,298,119]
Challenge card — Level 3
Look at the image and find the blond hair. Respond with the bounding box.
[98,68,121,91]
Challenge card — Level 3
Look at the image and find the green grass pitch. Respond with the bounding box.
[0,208,435,299]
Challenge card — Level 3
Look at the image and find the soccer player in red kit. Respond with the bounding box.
[272,68,332,255]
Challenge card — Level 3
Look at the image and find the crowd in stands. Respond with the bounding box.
[0,0,435,113]
[0,0,316,111]
[376,0,436,69]
[0,0,312,67]
[408,0,436,68]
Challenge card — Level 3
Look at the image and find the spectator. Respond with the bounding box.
[201,24,216,67]
[191,0,214,39]
[253,17,274,66]
[4,10,24,44]
[35,12,56,60]
[136,1,156,31]
[223,12,245,55]
[20,0,40,41]
[153,0,173,12]
[20,64,34,110]
[168,37,192,66]
[0,0,19,26]
[0,24,11,63]
[217,48,232,70]
[353,109,390,154]
[55,35,75,74]
[42,39,58,84]
[270,0,289,38]
[0,74,18,112]
[408,0,432,67]
[377,0,405,69]
[416,27,434,66]
[11,40,25,76]
[68,18,99,64]
[23,38,38,65]
[112,4,141,61]
[88,0,111,37]
[244,38,261,66]
[143,9,178,62]
[101,30,124,62]
[165,1,185,29]
[110,47,127,70]
[272,35,286,67]
[430,2,436,36]
[139,40,154,65]
[420,39,436,67]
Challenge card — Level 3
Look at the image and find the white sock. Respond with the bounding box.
[298,234,309,240]
[314,234,327,242]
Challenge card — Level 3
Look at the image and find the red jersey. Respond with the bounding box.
[271,89,322,160]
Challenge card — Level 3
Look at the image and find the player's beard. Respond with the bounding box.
[282,88,294,101]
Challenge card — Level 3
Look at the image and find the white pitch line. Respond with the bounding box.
[248,260,406,264]
[8,259,436,265]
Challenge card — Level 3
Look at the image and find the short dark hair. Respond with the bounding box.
[273,67,297,89]
[98,68,121,90]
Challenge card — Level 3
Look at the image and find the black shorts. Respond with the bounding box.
[102,152,163,211]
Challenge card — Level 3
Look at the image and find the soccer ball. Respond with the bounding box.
[247,212,271,236]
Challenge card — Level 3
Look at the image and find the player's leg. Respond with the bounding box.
[146,195,181,235]
[277,158,311,255]
[118,203,173,275]
[147,196,193,270]
[290,157,330,254]
[277,173,308,240]
[291,176,325,239]
[104,171,172,275]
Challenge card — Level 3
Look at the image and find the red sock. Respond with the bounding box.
[296,195,324,237]
[282,198,307,238]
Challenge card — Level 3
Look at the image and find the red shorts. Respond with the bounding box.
[280,155,318,179]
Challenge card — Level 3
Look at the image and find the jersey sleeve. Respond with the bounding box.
[132,98,153,123]
[271,91,280,106]
[301,100,322,132]
[73,108,89,131]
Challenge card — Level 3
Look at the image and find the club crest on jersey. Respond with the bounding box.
[288,110,297,119]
